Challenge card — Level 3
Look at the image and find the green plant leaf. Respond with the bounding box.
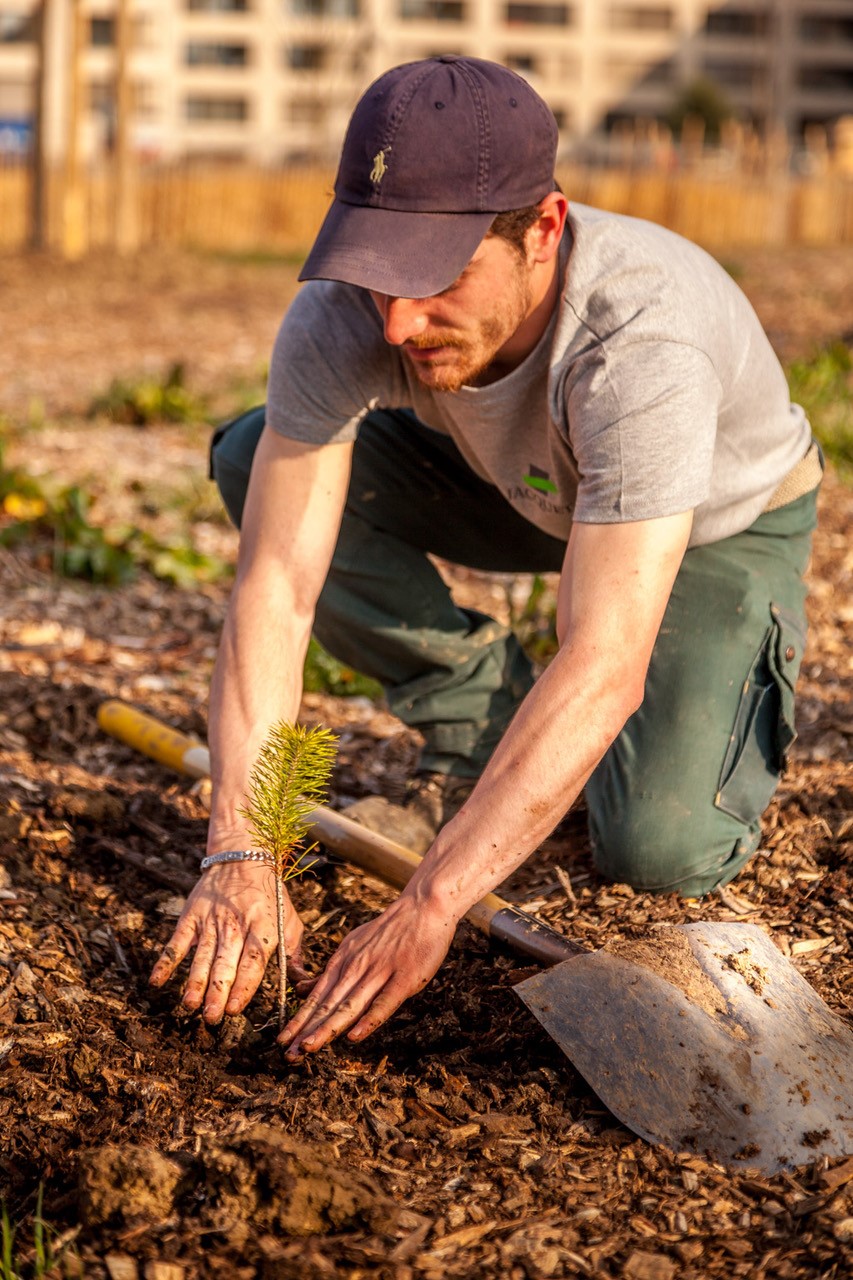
[787,342,853,483]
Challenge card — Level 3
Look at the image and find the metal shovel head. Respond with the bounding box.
[515,921,853,1173]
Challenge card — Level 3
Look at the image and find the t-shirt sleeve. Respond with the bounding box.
[266,282,405,444]
[564,339,723,523]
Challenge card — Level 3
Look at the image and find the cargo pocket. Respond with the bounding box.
[715,602,806,826]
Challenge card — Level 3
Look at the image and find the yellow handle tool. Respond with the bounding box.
[97,700,212,780]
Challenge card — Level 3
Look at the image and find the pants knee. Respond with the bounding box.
[588,804,760,898]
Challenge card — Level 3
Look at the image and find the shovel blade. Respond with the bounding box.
[515,922,853,1172]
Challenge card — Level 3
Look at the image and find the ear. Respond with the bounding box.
[527,191,569,264]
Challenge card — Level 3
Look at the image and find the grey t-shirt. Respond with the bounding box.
[267,203,810,547]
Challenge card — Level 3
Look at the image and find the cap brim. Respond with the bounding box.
[299,200,495,298]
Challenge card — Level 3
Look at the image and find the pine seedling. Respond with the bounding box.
[241,721,337,1030]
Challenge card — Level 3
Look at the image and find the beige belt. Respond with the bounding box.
[764,440,823,513]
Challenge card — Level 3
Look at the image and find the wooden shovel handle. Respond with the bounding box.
[98,700,583,967]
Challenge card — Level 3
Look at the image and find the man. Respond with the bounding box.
[150,56,821,1060]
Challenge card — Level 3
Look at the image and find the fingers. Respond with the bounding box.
[347,982,416,1042]
[147,865,299,1024]
[224,928,277,1016]
[278,903,452,1057]
[149,917,199,988]
[279,964,389,1059]
[284,979,412,1059]
[182,926,219,1012]
[148,871,447,1052]
[187,921,279,1021]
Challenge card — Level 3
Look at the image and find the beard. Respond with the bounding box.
[403,264,533,393]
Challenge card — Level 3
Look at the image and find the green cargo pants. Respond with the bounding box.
[211,406,819,898]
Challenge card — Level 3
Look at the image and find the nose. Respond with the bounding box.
[373,294,429,346]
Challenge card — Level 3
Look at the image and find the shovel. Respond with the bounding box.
[98,700,853,1173]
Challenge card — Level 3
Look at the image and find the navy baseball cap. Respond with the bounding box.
[299,56,559,299]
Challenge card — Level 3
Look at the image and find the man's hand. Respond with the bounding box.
[278,893,456,1058]
[149,862,308,1022]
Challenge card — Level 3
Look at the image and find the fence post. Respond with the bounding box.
[114,0,140,253]
[61,0,87,260]
[29,0,50,249]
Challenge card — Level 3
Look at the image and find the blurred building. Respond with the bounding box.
[1,0,853,162]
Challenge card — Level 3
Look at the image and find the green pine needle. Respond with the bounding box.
[241,721,337,875]
[239,720,338,1032]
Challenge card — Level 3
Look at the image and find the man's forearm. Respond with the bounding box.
[206,575,314,850]
[401,637,642,923]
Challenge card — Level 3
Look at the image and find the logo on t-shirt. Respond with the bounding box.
[523,464,558,495]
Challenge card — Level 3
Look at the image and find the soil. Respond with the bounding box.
[1,244,852,1279]
[605,933,730,1022]
[721,949,769,997]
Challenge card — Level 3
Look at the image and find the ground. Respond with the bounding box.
[0,245,852,1279]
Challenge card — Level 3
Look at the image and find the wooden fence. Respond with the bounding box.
[2,158,853,256]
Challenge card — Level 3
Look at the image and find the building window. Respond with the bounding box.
[89,81,112,112]
[289,99,325,124]
[702,60,764,89]
[90,17,115,46]
[644,56,675,86]
[704,10,769,39]
[0,12,33,41]
[186,41,249,66]
[505,3,571,27]
[606,56,675,87]
[288,0,359,15]
[505,53,537,73]
[185,95,249,121]
[399,0,464,19]
[799,65,853,93]
[609,6,672,32]
[286,45,325,70]
[800,16,853,45]
[187,0,249,12]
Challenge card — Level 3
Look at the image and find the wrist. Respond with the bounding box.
[206,815,257,856]
[403,870,468,928]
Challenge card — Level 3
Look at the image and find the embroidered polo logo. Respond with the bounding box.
[523,465,558,494]
[371,149,390,184]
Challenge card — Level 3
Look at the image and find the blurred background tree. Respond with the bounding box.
[667,77,735,144]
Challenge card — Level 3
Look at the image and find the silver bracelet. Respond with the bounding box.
[200,849,274,871]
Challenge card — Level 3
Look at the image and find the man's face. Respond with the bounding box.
[369,234,535,393]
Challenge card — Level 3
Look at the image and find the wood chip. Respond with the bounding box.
[425,1220,499,1254]
[445,1122,482,1148]
[555,865,577,905]
[715,885,755,915]
[389,1219,431,1262]
[623,1250,677,1280]
[144,1267,185,1280]
[820,1156,853,1192]
[105,1258,138,1280]
[790,936,833,955]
